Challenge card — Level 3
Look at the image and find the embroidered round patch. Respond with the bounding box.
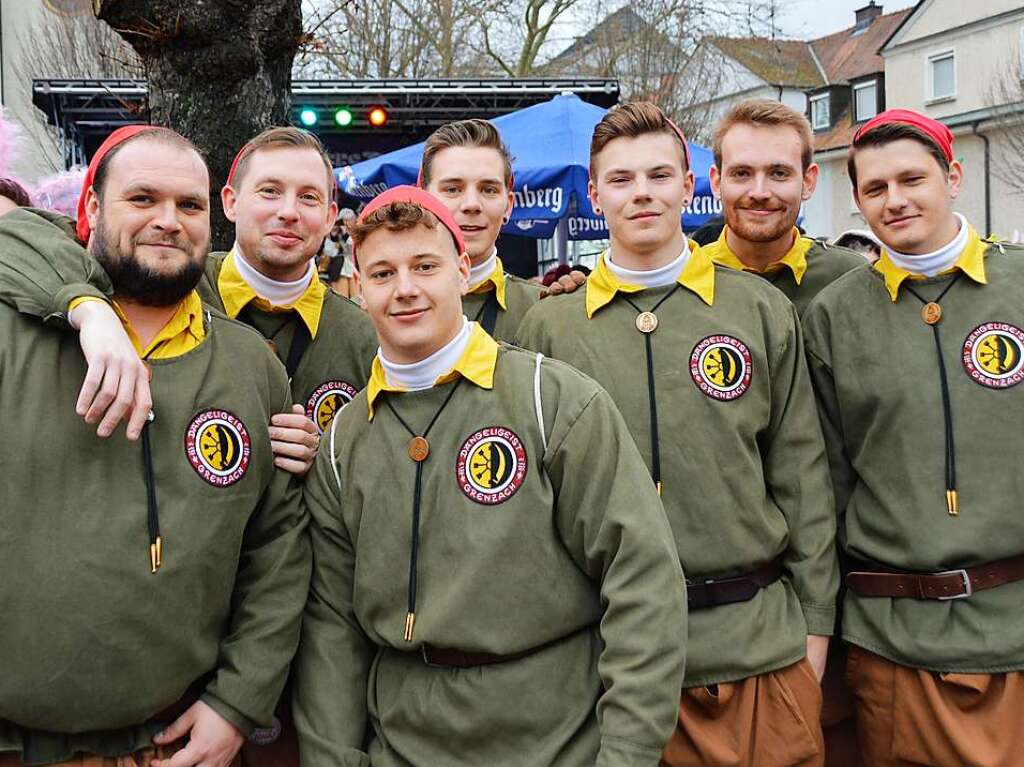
[962,322,1024,389]
[305,380,359,434]
[690,334,753,401]
[456,426,528,505]
[185,409,252,487]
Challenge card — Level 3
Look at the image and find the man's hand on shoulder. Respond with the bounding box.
[541,269,587,298]
[269,404,320,476]
[69,299,152,441]
[151,700,245,767]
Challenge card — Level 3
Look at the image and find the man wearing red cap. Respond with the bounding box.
[0,126,310,766]
[292,184,687,767]
[802,108,1024,766]
[517,101,838,767]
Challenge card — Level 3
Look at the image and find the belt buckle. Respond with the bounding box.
[936,568,973,600]
[421,645,443,667]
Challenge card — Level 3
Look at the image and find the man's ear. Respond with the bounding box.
[85,185,101,230]
[709,165,721,199]
[221,185,239,223]
[802,162,820,201]
[948,160,964,200]
[457,250,471,295]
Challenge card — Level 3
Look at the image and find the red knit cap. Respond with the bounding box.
[76,125,158,242]
[853,108,954,162]
[353,185,466,268]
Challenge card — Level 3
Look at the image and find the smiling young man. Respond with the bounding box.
[516,101,838,767]
[293,185,687,767]
[417,119,541,341]
[703,99,864,316]
[802,109,1024,767]
[0,127,309,767]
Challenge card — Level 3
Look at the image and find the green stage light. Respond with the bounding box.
[299,108,318,127]
[334,107,354,127]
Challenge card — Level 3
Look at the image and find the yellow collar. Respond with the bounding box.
[113,290,205,360]
[218,248,326,337]
[706,227,809,285]
[468,256,508,310]
[585,241,715,318]
[873,226,988,302]
[365,323,499,420]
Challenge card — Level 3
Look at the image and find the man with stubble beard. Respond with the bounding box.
[703,99,864,317]
[0,126,310,767]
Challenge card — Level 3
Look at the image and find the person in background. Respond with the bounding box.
[0,177,31,214]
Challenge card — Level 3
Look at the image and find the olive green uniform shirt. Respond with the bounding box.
[0,212,310,764]
[704,227,866,317]
[294,329,687,767]
[802,229,1024,673]
[462,256,542,343]
[204,251,377,434]
[516,245,838,687]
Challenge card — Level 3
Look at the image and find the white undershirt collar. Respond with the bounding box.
[606,241,690,289]
[468,248,499,290]
[379,317,472,391]
[886,214,968,277]
[232,243,314,307]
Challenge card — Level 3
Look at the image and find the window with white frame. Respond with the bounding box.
[810,95,830,130]
[928,51,955,101]
[853,81,878,122]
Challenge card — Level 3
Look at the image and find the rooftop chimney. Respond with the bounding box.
[854,1,883,32]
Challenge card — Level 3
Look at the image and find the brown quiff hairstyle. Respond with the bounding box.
[349,200,452,255]
[230,126,335,193]
[589,101,689,176]
[420,119,513,189]
[713,99,815,171]
[847,122,950,189]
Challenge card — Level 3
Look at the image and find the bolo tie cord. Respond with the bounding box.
[904,273,963,516]
[139,348,162,573]
[383,378,464,641]
[622,284,681,496]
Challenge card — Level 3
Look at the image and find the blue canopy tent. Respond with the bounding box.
[336,93,720,242]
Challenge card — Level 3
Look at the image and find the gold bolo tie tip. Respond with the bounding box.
[150,536,163,573]
[656,480,663,496]
[403,612,416,642]
[946,490,959,516]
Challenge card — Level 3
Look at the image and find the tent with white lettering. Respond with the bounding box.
[335,93,717,240]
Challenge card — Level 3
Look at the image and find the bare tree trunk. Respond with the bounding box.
[95,0,303,249]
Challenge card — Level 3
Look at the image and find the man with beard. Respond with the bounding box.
[0,126,310,767]
[703,100,864,316]
[802,109,1024,767]
[702,99,866,767]
[516,102,838,767]
[4,127,376,470]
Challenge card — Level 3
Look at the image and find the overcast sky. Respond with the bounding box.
[776,0,917,39]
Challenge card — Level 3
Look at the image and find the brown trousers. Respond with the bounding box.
[661,658,825,767]
[847,645,1024,767]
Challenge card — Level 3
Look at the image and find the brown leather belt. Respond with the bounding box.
[420,628,586,668]
[845,553,1024,600]
[686,559,784,611]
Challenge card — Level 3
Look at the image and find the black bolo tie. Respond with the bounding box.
[621,284,681,495]
[903,272,964,516]
[383,378,464,641]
